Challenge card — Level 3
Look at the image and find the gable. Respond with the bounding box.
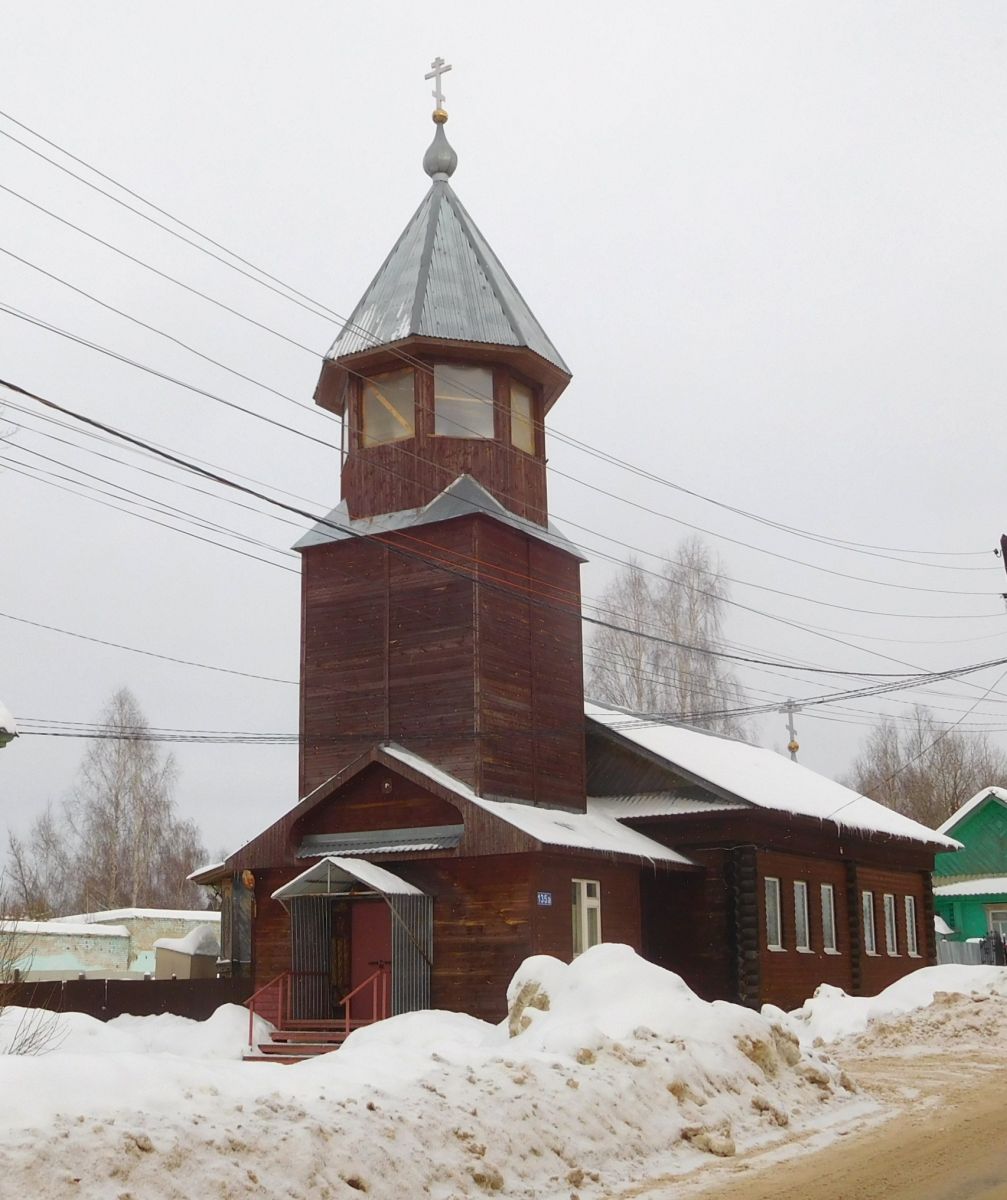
[934,792,1007,878]
[586,730,699,796]
[293,763,463,841]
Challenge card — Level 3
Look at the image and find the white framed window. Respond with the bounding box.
[794,881,811,951]
[821,884,839,954]
[987,908,1007,938]
[883,893,899,956]
[862,891,877,955]
[905,895,920,957]
[572,879,601,957]
[434,364,495,438]
[765,877,783,950]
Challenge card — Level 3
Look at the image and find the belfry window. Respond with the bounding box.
[434,364,495,438]
[361,368,415,446]
[510,380,536,454]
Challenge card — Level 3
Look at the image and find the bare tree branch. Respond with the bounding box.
[586,538,750,739]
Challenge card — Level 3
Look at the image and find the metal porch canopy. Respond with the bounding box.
[271,856,424,900]
[273,857,431,1018]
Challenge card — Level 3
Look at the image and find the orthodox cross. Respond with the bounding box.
[425,56,452,110]
[782,699,800,762]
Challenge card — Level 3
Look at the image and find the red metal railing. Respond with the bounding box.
[336,964,390,1035]
[247,971,289,1047]
[246,965,391,1048]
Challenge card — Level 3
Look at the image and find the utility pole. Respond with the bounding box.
[783,700,800,762]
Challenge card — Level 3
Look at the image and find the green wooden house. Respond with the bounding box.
[933,787,1007,940]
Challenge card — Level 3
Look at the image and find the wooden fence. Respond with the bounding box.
[5,977,252,1022]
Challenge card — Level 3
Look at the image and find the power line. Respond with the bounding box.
[0,105,995,570]
[0,611,296,684]
[7,371,989,684]
[4,298,1002,632]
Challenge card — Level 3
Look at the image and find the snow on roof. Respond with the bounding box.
[934,914,954,936]
[933,876,1007,897]
[55,909,220,924]
[187,861,226,882]
[154,924,221,956]
[6,919,129,938]
[272,856,423,900]
[382,743,695,866]
[936,787,1007,835]
[586,701,959,849]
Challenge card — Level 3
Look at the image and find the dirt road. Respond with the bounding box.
[616,1049,1007,1200]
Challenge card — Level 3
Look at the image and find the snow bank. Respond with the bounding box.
[0,1002,266,1058]
[774,964,1007,1046]
[0,947,869,1199]
[153,923,220,956]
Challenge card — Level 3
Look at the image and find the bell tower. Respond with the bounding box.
[297,65,585,811]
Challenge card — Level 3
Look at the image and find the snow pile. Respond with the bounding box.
[0,1002,267,1058]
[773,964,1007,1048]
[0,946,868,1200]
[153,923,220,956]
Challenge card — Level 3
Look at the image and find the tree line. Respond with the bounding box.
[5,688,210,917]
[586,537,1007,828]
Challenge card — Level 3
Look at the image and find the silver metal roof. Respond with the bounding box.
[297,825,463,859]
[325,179,569,374]
[293,472,587,560]
[590,793,748,819]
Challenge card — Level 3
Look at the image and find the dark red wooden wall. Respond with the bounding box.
[299,513,585,810]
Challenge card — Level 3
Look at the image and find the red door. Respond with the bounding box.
[349,898,392,1021]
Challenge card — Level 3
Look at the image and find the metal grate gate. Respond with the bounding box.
[389,894,433,1015]
[289,895,332,1020]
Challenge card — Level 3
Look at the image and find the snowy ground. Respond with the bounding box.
[0,949,1001,1200]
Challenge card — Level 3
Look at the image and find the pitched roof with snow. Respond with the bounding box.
[381,743,695,867]
[936,787,1007,836]
[586,701,959,849]
[324,179,569,376]
[293,473,585,559]
[933,876,1007,897]
[55,908,220,924]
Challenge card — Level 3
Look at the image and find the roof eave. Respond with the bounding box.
[314,334,571,418]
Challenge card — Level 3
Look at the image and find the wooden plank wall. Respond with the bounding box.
[756,849,853,1011]
[475,520,585,809]
[251,868,299,990]
[530,855,642,959]
[639,849,735,1003]
[394,853,642,1022]
[299,513,585,812]
[856,865,930,995]
[402,856,535,1022]
[299,537,393,797]
[339,352,549,525]
[296,764,463,838]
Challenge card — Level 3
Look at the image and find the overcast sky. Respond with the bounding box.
[2,2,1006,859]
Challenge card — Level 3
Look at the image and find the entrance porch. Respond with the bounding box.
[245,857,432,1061]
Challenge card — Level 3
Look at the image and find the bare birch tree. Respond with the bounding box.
[5,688,208,916]
[587,538,750,738]
[844,705,1007,828]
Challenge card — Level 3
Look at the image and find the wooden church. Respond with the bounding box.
[194,77,957,1042]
